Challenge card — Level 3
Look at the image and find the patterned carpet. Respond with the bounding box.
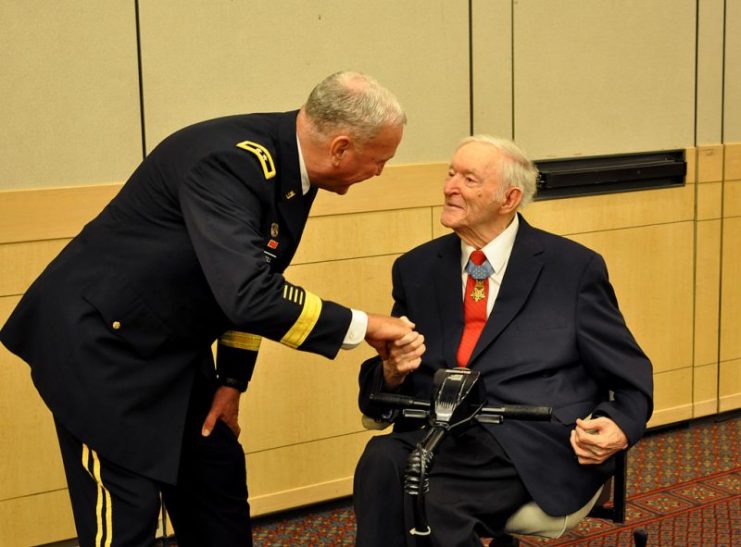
[250,411,741,546]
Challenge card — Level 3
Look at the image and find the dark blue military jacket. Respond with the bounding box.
[1,110,351,483]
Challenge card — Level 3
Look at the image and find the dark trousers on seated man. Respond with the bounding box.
[354,423,531,547]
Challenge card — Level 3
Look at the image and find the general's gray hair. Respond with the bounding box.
[457,135,539,208]
[304,71,406,143]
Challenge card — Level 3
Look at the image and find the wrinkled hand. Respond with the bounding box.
[570,417,628,465]
[365,314,415,360]
[201,385,241,438]
[382,329,426,389]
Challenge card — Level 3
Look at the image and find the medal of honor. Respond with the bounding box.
[470,280,486,302]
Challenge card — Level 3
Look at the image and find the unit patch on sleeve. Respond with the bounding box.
[236,140,276,180]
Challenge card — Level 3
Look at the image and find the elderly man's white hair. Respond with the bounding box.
[457,135,539,208]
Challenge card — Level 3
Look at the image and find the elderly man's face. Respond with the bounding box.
[440,142,508,243]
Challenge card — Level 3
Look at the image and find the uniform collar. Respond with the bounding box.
[296,134,311,196]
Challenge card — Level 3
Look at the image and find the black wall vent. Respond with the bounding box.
[534,149,686,200]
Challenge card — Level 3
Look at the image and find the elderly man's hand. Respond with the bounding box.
[570,417,628,465]
[382,328,425,390]
[364,314,415,360]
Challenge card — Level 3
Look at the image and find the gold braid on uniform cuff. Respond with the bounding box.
[280,287,322,348]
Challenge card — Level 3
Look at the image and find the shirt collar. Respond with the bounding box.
[459,214,519,275]
[296,134,311,196]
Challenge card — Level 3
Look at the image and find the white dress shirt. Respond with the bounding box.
[459,215,520,318]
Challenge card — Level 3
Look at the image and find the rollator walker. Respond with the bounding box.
[367,368,647,547]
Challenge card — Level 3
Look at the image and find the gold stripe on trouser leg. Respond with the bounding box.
[82,443,113,547]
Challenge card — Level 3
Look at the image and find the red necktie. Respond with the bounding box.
[456,249,489,367]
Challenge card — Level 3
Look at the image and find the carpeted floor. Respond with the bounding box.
[250,411,741,546]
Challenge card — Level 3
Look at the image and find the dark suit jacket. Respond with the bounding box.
[1,110,351,483]
[359,215,653,515]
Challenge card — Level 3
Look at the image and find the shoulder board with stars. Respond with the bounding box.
[235,140,276,180]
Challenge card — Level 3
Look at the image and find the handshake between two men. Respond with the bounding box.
[364,313,426,390]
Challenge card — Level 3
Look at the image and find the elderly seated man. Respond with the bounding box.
[353,135,653,547]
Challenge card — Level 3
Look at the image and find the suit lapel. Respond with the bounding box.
[432,235,465,368]
[469,216,544,366]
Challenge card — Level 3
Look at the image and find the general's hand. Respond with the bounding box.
[201,385,241,438]
[382,329,426,389]
[570,417,628,465]
[365,314,415,360]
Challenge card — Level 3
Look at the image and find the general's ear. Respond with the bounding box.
[329,135,351,166]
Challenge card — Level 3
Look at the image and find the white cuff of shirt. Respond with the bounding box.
[342,309,368,349]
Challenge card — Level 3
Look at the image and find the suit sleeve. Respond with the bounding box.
[358,257,408,416]
[576,253,654,445]
[179,150,351,360]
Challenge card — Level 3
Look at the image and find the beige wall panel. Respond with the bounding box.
[696,183,723,220]
[311,163,448,217]
[570,223,694,375]
[523,185,693,236]
[294,209,432,264]
[0,3,141,189]
[0,164,444,247]
[693,364,719,418]
[0,185,120,245]
[240,255,396,452]
[247,430,378,516]
[513,0,695,159]
[139,0,469,163]
[697,144,724,183]
[648,368,693,428]
[719,359,741,413]
[471,0,513,137]
[694,220,721,367]
[724,179,741,218]
[725,4,741,142]
[0,240,69,297]
[0,490,75,547]
[0,297,67,501]
[720,217,741,361]
[696,0,725,144]
[438,186,694,240]
[725,143,741,181]
[431,206,452,240]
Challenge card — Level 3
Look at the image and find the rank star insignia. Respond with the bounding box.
[270,223,279,237]
[470,281,486,302]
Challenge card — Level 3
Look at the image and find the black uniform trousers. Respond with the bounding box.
[55,376,251,547]
[353,424,530,547]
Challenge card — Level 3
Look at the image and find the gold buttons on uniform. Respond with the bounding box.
[112,321,121,330]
